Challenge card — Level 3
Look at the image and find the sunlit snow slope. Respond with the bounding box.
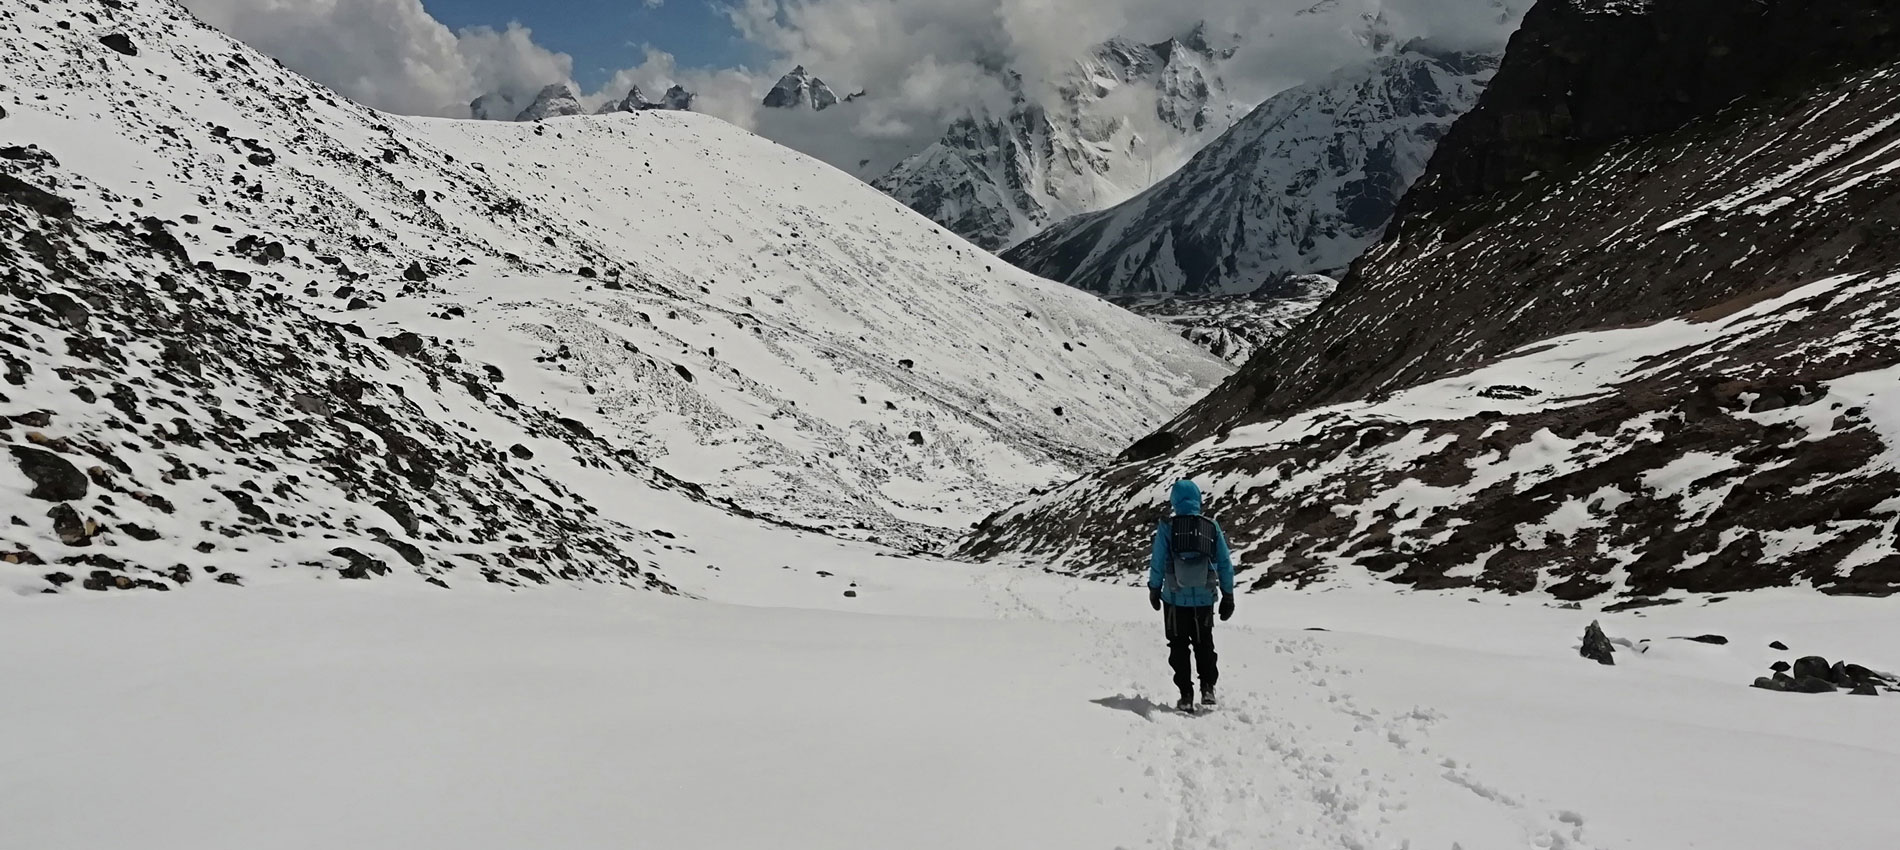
[0,0,1228,593]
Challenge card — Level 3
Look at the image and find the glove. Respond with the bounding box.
[1148,587,1162,611]
[1219,595,1235,622]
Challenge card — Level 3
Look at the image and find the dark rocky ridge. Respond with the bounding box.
[957,0,1900,601]
[1171,0,1900,441]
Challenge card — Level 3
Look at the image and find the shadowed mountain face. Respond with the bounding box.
[958,0,1900,602]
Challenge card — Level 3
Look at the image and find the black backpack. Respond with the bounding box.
[1165,515,1219,592]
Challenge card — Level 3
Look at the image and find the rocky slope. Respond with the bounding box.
[1122,276,1337,364]
[872,27,1244,252]
[0,0,1228,594]
[1003,47,1494,297]
[959,0,1900,602]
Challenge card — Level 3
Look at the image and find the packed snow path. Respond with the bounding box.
[5,563,1898,849]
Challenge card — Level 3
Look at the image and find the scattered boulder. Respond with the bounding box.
[1850,683,1880,697]
[1769,641,1789,651]
[843,589,858,598]
[1579,620,1615,665]
[1792,677,1837,694]
[1678,634,1728,645]
[378,332,425,358]
[1770,660,1791,673]
[1751,676,1787,692]
[1791,656,1833,682]
[98,33,137,56]
[9,446,88,501]
[47,504,93,546]
[376,498,420,536]
[403,261,429,282]
[330,547,389,580]
[509,443,533,459]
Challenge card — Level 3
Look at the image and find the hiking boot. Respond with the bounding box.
[1200,686,1217,708]
[1175,696,1196,713]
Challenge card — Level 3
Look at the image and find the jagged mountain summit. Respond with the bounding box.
[1005,46,1496,297]
[596,84,696,114]
[762,65,840,111]
[512,84,586,122]
[0,0,1227,593]
[961,0,1900,602]
[471,84,694,122]
[872,27,1244,252]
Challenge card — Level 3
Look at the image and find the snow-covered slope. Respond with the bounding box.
[962,0,1900,602]
[8,561,1899,849]
[0,0,1227,593]
[873,28,1245,252]
[1005,48,1494,297]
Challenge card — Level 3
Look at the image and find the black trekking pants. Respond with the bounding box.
[1163,603,1218,700]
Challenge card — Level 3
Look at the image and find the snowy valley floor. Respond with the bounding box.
[4,557,1898,850]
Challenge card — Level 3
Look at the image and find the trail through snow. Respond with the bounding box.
[5,562,1898,849]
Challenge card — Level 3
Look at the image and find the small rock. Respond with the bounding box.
[403,261,429,282]
[509,444,533,459]
[1849,683,1879,697]
[47,504,92,546]
[1678,634,1728,645]
[43,571,73,586]
[1580,620,1615,666]
[843,590,858,598]
[1751,676,1788,692]
[215,572,243,586]
[1769,641,1789,651]
[119,523,161,541]
[1770,660,1791,673]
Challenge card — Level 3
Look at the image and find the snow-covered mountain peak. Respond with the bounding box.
[1005,47,1495,297]
[596,84,694,114]
[874,27,1246,251]
[514,83,585,121]
[763,65,841,111]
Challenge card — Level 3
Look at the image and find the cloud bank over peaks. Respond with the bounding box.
[179,0,1533,175]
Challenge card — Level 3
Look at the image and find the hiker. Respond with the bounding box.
[1147,479,1235,713]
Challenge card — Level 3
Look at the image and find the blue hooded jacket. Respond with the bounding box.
[1148,480,1235,608]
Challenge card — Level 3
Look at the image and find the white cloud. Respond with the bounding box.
[180,0,577,117]
[181,0,1530,167]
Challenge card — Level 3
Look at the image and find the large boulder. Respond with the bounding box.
[1580,620,1616,666]
[9,445,87,501]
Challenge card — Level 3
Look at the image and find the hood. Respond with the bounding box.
[1170,479,1203,516]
